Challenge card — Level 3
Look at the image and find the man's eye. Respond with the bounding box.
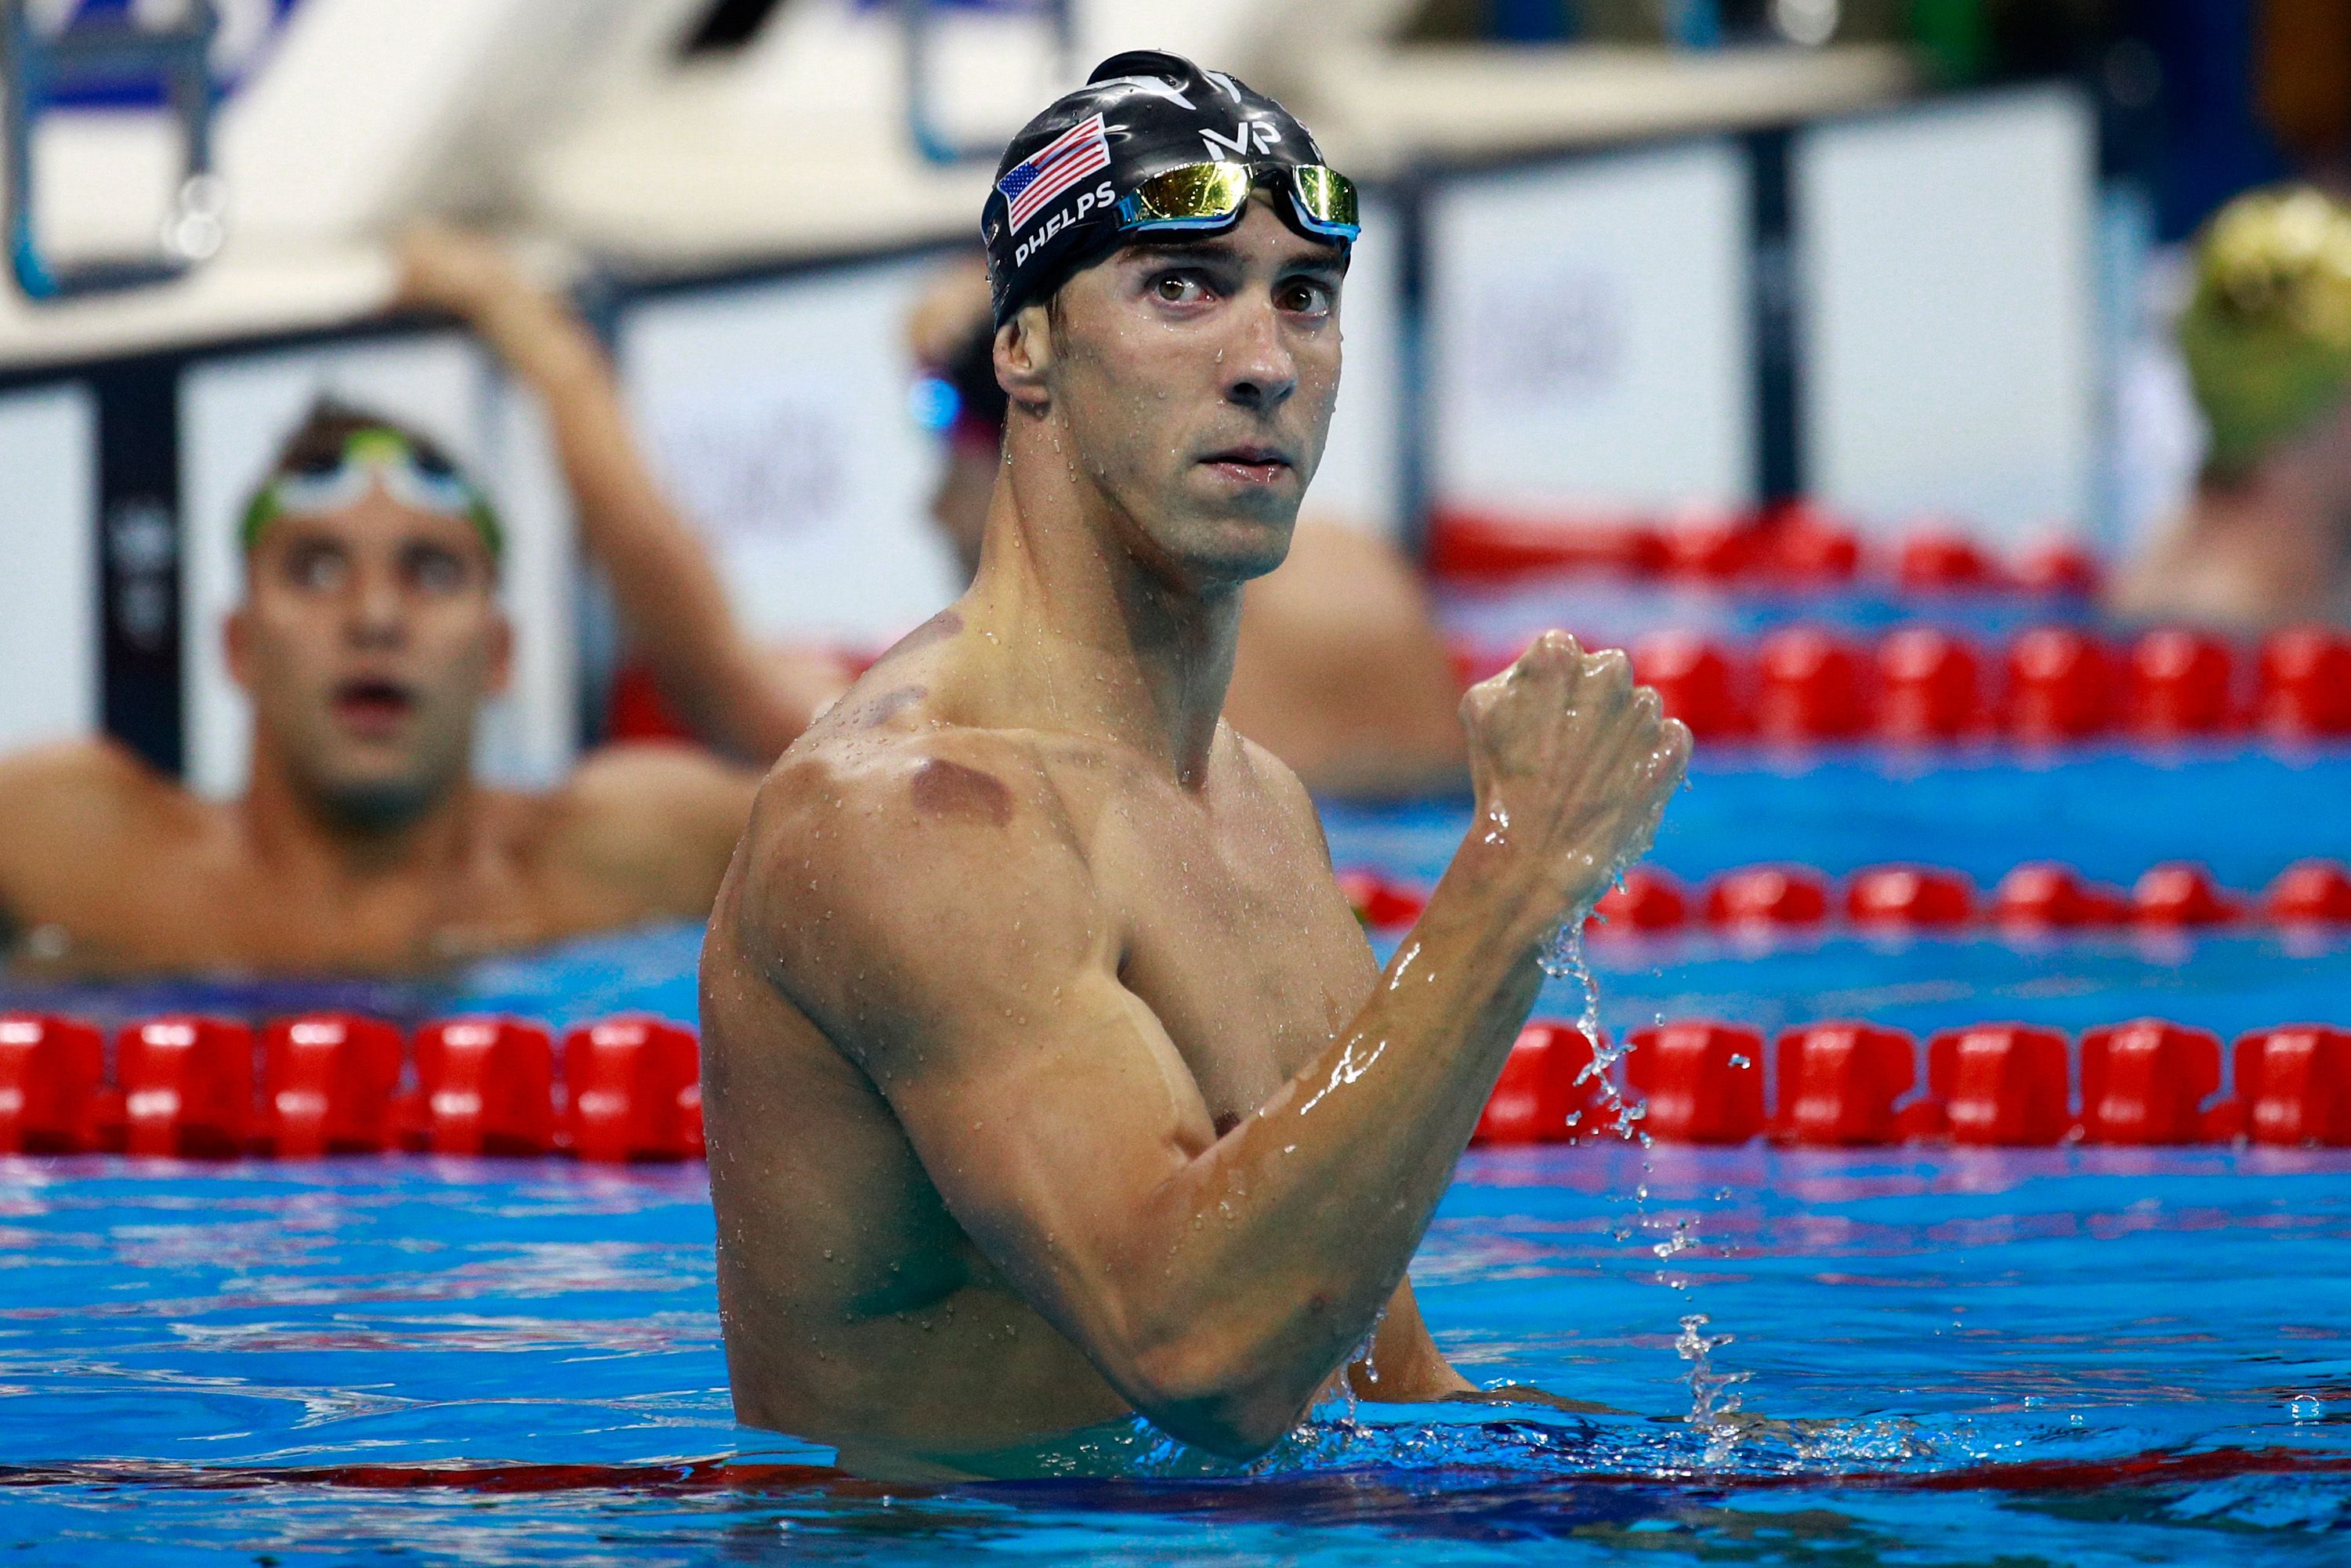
[405,546,469,594]
[1153,273,1209,305]
[1279,279,1333,316]
[284,545,346,591]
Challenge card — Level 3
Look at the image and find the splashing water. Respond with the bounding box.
[1676,1313,1751,1465]
[1538,916,1646,1146]
[1540,881,1760,1458]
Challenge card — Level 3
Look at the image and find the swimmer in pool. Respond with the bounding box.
[2111,185,2351,628]
[910,259,1469,797]
[0,360,785,975]
[701,53,1689,1476]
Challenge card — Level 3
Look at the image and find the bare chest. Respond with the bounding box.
[1089,790,1376,1124]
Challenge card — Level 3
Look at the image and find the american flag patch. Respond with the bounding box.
[998,114,1111,235]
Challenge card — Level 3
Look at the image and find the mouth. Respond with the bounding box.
[331,678,417,738]
[1199,445,1294,486]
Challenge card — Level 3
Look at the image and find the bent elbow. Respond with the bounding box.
[1122,1336,1315,1460]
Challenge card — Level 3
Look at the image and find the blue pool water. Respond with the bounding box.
[4,744,2349,1563]
[4,1146,2348,1563]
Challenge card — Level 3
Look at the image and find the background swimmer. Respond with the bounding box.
[2112,185,2351,628]
[0,237,805,976]
[700,53,1688,1476]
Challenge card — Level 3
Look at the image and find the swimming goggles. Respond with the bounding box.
[241,429,503,559]
[1117,161,1360,245]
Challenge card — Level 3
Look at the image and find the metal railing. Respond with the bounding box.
[3,0,225,302]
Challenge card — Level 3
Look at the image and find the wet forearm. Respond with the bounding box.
[1118,841,1567,1443]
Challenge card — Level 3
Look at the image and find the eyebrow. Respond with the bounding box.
[1122,237,1352,277]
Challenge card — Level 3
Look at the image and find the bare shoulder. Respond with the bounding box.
[0,737,198,846]
[1229,728,1333,860]
[730,722,1103,1041]
[565,740,760,810]
[542,741,761,915]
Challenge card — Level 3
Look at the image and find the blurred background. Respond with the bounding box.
[0,0,2337,791]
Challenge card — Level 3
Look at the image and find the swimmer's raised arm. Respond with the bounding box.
[396,227,849,765]
[737,633,1685,1458]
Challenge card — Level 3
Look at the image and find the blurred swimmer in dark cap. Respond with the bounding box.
[2113,185,2351,628]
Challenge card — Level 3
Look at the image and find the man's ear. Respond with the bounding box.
[224,603,253,693]
[994,304,1054,413]
[485,607,514,700]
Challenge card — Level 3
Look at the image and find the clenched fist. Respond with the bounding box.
[1458,631,1690,936]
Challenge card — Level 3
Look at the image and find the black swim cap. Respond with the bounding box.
[982,50,1345,328]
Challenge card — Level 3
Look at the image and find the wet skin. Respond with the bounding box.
[703,201,1689,1475]
[0,489,755,975]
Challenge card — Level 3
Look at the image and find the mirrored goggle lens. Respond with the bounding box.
[1119,163,1254,231]
[1118,162,1360,243]
[1288,165,1360,240]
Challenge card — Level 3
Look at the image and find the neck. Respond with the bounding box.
[237,736,476,882]
[964,411,1248,788]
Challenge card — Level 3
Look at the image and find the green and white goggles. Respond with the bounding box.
[241,428,502,559]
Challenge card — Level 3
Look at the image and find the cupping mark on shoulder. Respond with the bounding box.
[909,756,1014,828]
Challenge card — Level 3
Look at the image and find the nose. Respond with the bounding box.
[346,559,407,650]
[1222,295,1295,415]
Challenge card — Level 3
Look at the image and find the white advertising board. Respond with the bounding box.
[0,383,98,751]
[1427,139,1755,517]
[617,256,968,650]
[1795,86,2098,547]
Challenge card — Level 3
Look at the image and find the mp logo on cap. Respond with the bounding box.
[1200,120,1282,160]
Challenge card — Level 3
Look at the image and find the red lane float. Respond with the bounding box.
[2014,541,2100,596]
[1624,1022,1766,1144]
[1876,627,1983,741]
[2233,1026,2351,1146]
[1846,864,1976,929]
[2132,862,2241,928]
[119,1017,255,1159]
[2124,630,2237,738]
[1472,1023,1605,1144]
[1896,530,2001,591]
[1445,623,2346,748]
[1590,867,1689,934]
[259,1014,404,1157]
[1705,864,1831,929]
[1338,869,1426,932]
[2256,626,2351,738]
[1424,505,2114,594]
[1631,632,1744,739]
[1771,1022,1922,1146]
[1754,628,1870,742]
[0,1015,105,1154]
[2006,626,2115,742]
[1989,862,2130,929]
[1463,1015,2342,1150]
[2266,860,2351,925]
[406,1018,556,1157]
[1349,858,2346,940]
[563,1017,703,1163]
[2077,1021,2224,1144]
[1928,1024,2072,1146]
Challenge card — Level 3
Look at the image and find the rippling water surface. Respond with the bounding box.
[4,1145,2347,1566]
